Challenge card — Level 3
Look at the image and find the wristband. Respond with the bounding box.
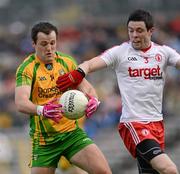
[95,98,101,106]
[37,105,44,116]
[77,67,86,77]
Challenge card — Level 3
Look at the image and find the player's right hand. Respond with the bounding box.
[56,68,85,92]
[37,99,63,123]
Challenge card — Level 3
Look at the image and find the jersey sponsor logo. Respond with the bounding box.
[128,57,138,61]
[38,86,61,98]
[128,65,163,80]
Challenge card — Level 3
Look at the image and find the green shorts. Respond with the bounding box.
[30,128,93,168]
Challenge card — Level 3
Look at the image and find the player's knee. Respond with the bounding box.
[136,139,164,161]
[94,165,112,174]
[136,139,164,173]
[158,164,178,174]
[96,167,112,174]
[100,169,112,174]
[151,156,178,174]
[166,165,179,174]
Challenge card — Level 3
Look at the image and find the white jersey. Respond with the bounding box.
[100,41,180,122]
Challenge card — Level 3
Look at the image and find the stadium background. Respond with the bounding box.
[0,0,180,173]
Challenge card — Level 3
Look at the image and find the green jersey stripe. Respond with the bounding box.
[39,118,49,143]
[56,58,70,72]
[56,51,77,66]
[16,54,35,86]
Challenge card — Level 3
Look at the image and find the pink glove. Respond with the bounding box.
[37,99,63,123]
[85,94,100,118]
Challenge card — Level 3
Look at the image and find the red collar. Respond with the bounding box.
[141,45,151,52]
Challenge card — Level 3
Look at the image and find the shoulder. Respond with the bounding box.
[55,51,77,66]
[152,42,173,50]
[16,54,37,74]
[152,42,180,67]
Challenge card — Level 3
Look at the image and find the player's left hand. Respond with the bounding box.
[85,94,100,118]
[56,68,85,92]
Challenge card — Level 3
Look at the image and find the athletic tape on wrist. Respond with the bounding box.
[94,97,101,106]
[37,105,44,116]
[77,67,86,77]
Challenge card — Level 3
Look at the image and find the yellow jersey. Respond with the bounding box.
[16,51,79,144]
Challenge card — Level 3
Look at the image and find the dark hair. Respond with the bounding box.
[127,9,154,30]
[31,22,58,43]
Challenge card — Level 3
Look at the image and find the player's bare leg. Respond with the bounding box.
[150,154,179,174]
[66,166,88,174]
[31,167,56,174]
[58,156,88,174]
[70,144,112,174]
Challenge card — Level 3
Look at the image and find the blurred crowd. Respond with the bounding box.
[0,1,179,173]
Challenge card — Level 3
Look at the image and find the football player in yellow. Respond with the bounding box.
[15,22,112,174]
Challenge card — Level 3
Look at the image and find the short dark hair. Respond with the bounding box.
[31,22,58,43]
[127,9,154,30]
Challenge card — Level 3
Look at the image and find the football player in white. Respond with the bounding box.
[56,9,180,174]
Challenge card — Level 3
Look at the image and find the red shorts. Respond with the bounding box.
[118,121,165,158]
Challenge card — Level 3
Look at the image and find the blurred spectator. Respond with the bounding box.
[169,13,180,35]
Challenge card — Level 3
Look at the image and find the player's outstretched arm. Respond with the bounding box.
[56,56,107,92]
[15,86,63,123]
[56,67,86,92]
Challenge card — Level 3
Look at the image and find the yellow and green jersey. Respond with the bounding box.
[16,51,79,145]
